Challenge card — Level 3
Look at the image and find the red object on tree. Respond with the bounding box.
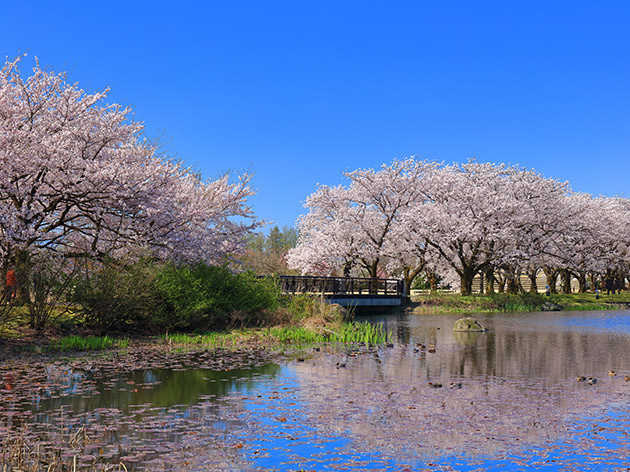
[6,269,15,287]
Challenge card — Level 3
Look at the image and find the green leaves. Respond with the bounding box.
[154,263,282,331]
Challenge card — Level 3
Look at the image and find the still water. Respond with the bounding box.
[3,310,630,470]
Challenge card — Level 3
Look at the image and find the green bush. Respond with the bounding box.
[154,263,282,331]
[24,256,79,330]
[283,293,322,322]
[71,260,284,334]
[72,258,162,334]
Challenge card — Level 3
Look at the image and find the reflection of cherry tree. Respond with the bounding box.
[290,317,630,465]
[0,56,258,270]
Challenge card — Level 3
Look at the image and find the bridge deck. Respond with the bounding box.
[278,275,405,307]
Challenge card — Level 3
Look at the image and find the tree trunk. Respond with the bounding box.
[459,267,475,296]
[363,259,379,278]
[543,267,559,294]
[561,269,572,294]
[484,268,495,294]
[494,270,506,293]
[527,269,538,294]
[589,273,598,292]
[506,269,520,294]
[402,266,423,295]
[577,272,587,293]
[13,250,30,308]
[425,269,440,293]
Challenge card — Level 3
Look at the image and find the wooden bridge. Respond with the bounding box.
[278,275,406,308]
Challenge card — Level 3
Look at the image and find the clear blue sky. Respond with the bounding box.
[2,1,629,230]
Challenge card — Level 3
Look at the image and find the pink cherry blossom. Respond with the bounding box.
[0,56,259,269]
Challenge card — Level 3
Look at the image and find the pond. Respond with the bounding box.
[2,310,630,470]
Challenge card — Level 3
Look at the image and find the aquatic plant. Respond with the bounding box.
[48,335,129,351]
[0,424,130,471]
[163,320,391,349]
[263,321,390,345]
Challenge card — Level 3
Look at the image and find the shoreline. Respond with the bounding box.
[402,292,630,315]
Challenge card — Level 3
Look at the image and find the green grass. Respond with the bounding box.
[48,335,129,351]
[410,291,628,315]
[263,322,390,345]
[164,321,391,349]
[546,292,620,310]
[164,331,245,348]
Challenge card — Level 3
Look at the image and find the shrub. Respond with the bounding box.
[72,258,162,334]
[23,256,79,330]
[154,263,282,331]
[0,290,18,332]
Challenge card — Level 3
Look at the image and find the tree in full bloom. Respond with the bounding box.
[287,158,437,283]
[0,55,259,284]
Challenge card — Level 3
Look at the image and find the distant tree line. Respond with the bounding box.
[240,226,299,276]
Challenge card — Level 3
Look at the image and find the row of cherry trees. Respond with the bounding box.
[0,56,259,326]
[287,158,630,295]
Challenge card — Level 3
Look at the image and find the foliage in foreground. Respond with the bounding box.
[71,259,162,333]
[154,263,282,331]
[2,259,362,338]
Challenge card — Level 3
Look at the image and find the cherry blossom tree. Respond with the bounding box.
[542,194,630,293]
[488,166,570,293]
[287,158,437,282]
[413,161,518,295]
[0,55,259,281]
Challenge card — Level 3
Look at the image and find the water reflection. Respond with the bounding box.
[31,365,281,416]
[0,353,282,470]
[359,309,630,381]
[3,310,630,470]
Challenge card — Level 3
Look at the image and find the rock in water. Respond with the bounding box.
[453,317,488,332]
[540,301,562,311]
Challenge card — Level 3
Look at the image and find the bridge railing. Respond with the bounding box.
[278,275,404,297]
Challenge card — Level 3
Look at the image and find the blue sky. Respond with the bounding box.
[2,1,629,230]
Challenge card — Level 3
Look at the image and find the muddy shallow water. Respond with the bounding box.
[3,310,630,470]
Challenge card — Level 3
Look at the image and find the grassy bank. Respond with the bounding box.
[0,293,389,354]
[7,290,628,354]
[47,335,130,351]
[409,292,630,315]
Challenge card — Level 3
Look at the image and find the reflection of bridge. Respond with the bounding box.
[278,275,406,307]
